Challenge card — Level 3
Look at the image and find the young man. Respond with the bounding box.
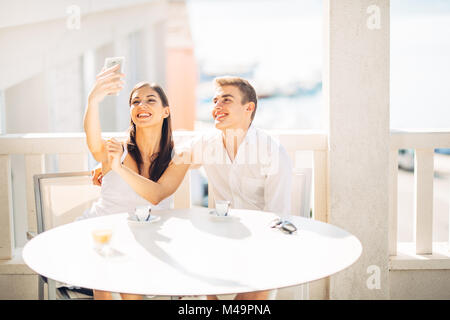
[194,77,293,300]
[187,77,292,217]
[97,76,293,300]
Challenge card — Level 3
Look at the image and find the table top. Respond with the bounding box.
[23,208,362,296]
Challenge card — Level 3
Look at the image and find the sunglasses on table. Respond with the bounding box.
[269,218,298,234]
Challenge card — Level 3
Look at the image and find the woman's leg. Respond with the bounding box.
[94,289,113,300]
[94,290,142,300]
[234,290,271,300]
[120,293,143,300]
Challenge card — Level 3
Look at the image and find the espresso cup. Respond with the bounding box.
[135,205,151,221]
[215,200,231,216]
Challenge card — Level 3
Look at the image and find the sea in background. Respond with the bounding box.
[187,0,450,130]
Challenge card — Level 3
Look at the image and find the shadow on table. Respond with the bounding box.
[129,224,253,290]
[162,209,252,240]
[292,216,359,240]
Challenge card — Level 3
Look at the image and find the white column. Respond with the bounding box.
[325,0,390,299]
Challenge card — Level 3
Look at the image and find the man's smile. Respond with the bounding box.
[214,111,229,121]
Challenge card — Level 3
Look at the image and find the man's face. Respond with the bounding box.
[212,85,253,131]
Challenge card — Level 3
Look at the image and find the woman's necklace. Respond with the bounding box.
[142,153,159,165]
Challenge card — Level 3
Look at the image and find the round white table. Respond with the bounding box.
[23,208,362,296]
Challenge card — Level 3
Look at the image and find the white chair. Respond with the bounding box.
[276,168,312,300]
[31,170,192,300]
[31,171,101,300]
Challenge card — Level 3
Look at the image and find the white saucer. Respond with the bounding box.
[127,215,160,226]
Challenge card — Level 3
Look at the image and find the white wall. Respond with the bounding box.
[0,0,156,29]
[5,73,50,134]
[0,1,167,91]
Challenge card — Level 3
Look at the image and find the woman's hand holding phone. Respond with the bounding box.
[88,64,125,105]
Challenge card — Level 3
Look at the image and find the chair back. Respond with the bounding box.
[291,168,312,217]
[277,167,312,300]
[34,172,101,233]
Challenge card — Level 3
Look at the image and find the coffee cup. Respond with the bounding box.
[135,205,151,221]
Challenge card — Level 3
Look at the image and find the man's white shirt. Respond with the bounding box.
[186,126,292,216]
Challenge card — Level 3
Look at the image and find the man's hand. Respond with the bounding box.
[91,166,103,186]
[106,138,124,172]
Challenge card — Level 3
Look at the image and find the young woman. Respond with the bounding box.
[83,64,190,299]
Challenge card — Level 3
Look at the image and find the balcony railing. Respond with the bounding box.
[1,129,449,298]
[0,131,329,256]
[389,129,450,271]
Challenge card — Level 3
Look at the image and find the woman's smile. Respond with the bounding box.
[136,111,152,119]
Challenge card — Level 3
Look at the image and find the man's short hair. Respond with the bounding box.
[213,76,258,123]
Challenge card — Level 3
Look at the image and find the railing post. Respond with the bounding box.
[25,154,45,234]
[313,150,328,223]
[0,155,14,259]
[208,183,215,209]
[309,150,329,299]
[414,148,434,254]
[389,149,398,256]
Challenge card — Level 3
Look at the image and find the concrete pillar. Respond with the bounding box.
[166,0,197,131]
[325,0,390,299]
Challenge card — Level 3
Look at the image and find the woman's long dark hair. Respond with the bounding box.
[127,82,174,182]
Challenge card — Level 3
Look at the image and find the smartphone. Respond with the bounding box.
[104,56,124,73]
[103,57,124,96]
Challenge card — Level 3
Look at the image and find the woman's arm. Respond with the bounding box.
[83,64,125,162]
[106,139,191,205]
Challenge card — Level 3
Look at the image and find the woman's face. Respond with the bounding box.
[129,86,170,128]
